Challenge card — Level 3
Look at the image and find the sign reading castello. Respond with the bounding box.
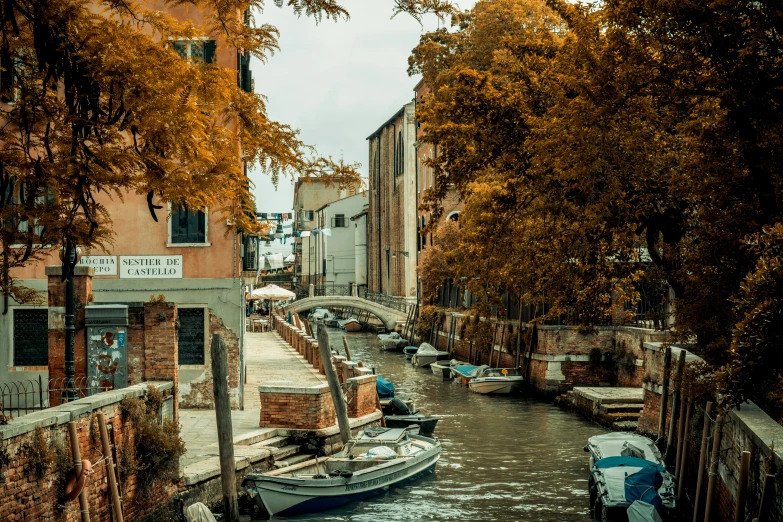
[119,255,183,278]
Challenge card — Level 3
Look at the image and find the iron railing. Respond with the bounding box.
[314,284,352,297]
[1,376,114,419]
[358,287,411,313]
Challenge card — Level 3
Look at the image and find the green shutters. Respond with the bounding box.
[171,205,206,244]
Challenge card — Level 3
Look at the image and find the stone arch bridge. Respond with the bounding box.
[283,295,409,331]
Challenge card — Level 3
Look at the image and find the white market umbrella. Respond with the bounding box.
[250,284,296,328]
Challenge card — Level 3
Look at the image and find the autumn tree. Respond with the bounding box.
[412,0,783,410]
[0,0,456,303]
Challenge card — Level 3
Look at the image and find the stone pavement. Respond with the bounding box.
[179,331,325,468]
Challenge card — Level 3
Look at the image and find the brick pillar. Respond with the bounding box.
[47,265,93,406]
[143,302,179,417]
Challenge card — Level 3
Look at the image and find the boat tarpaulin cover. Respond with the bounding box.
[365,446,398,459]
[185,502,217,522]
[416,343,439,356]
[627,500,663,522]
[377,376,395,399]
[594,456,664,470]
[625,465,664,508]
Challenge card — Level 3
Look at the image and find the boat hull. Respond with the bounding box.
[343,321,362,332]
[248,448,440,516]
[468,377,523,395]
[385,415,439,436]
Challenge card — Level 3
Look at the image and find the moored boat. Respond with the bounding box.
[341,318,362,332]
[411,343,448,367]
[431,359,469,379]
[378,332,408,351]
[241,428,441,517]
[384,415,439,436]
[468,366,524,395]
[451,364,479,386]
[403,345,418,360]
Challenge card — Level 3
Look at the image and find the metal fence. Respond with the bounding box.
[358,287,411,313]
[1,376,114,419]
[314,284,352,297]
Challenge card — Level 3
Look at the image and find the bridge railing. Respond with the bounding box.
[314,284,352,297]
[292,284,412,314]
[358,287,411,313]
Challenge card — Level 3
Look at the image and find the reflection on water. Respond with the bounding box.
[265,328,606,522]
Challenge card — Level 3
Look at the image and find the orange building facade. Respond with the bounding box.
[1,2,255,410]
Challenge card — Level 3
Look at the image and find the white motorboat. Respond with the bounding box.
[411,343,448,368]
[467,366,523,395]
[377,332,408,351]
[241,428,441,516]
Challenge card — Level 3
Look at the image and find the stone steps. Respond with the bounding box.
[251,435,290,449]
[599,403,645,414]
[274,452,314,469]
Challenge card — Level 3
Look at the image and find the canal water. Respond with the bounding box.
[262,328,606,522]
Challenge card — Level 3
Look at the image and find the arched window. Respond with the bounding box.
[447,211,460,222]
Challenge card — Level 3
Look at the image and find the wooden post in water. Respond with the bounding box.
[754,473,775,522]
[211,333,239,522]
[733,451,751,522]
[666,350,687,464]
[675,397,689,478]
[703,413,724,522]
[318,327,351,444]
[97,411,124,522]
[658,347,673,441]
[68,421,90,522]
[342,336,352,362]
[693,401,713,522]
[677,400,694,500]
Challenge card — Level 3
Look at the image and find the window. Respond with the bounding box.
[304,210,315,221]
[170,205,207,244]
[2,177,51,245]
[333,214,346,228]
[238,52,253,93]
[173,39,217,65]
[13,308,48,366]
[178,308,205,365]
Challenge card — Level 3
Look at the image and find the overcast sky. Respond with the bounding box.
[247,1,468,214]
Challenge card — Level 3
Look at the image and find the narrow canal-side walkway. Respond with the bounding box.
[180,331,325,471]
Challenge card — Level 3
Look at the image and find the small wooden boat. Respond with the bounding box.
[468,366,524,395]
[341,319,362,332]
[241,428,441,517]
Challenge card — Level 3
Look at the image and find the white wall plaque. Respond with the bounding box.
[119,255,183,278]
[78,255,117,275]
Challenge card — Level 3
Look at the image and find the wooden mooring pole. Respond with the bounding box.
[692,401,713,522]
[97,411,124,522]
[676,400,694,501]
[67,421,90,522]
[211,333,239,522]
[342,336,353,362]
[658,347,673,441]
[318,327,352,444]
[666,350,687,464]
[703,413,724,522]
[733,451,751,522]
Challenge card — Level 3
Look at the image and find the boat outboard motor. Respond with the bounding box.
[389,397,411,416]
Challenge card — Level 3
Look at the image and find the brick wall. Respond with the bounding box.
[258,384,336,429]
[0,383,179,522]
[345,375,378,418]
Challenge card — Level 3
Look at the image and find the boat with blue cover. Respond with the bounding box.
[241,428,441,516]
[585,432,676,520]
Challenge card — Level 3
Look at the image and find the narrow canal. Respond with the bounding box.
[264,327,607,522]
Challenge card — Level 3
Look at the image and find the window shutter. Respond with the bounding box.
[196,210,206,242]
[204,40,217,64]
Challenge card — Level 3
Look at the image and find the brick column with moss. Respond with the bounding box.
[143,301,179,417]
